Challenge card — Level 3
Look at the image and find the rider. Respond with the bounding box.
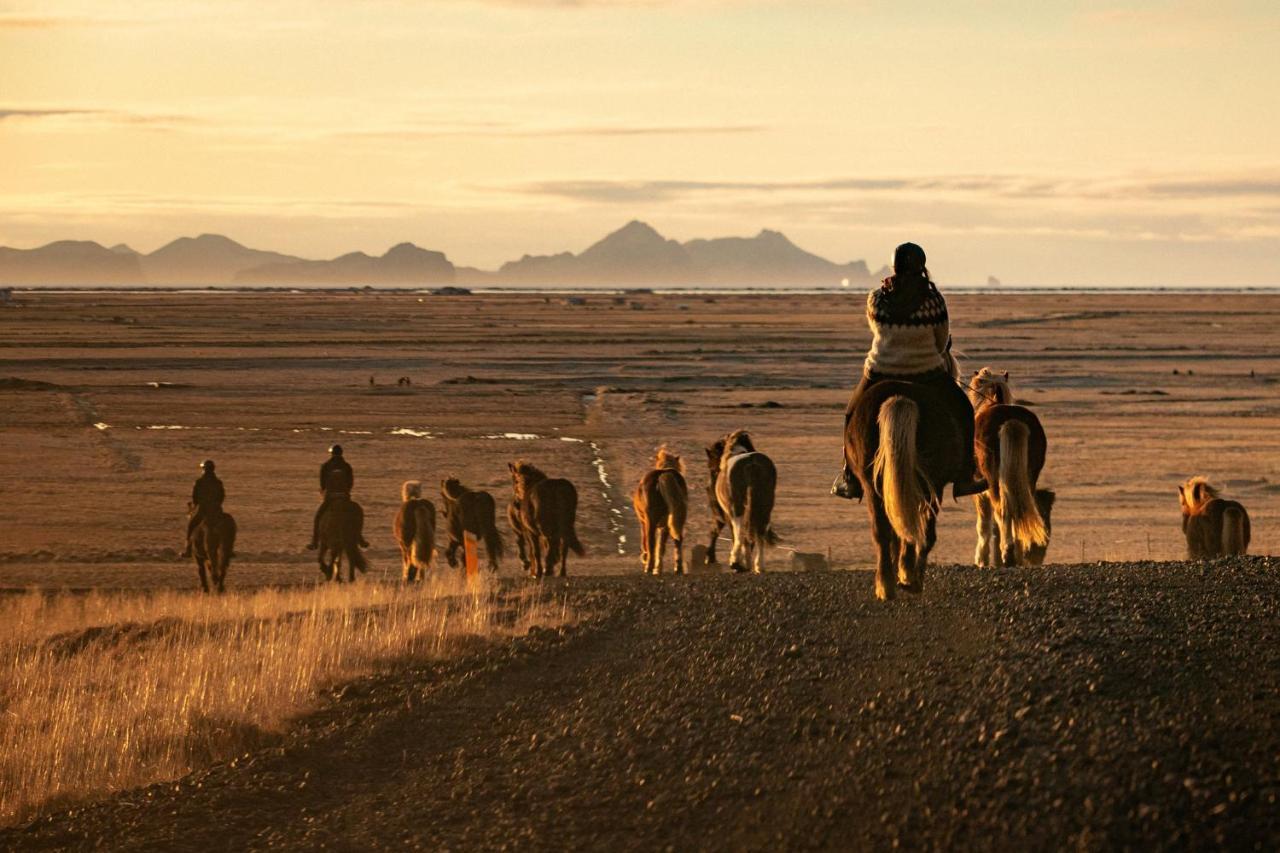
[831,242,985,501]
[308,444,367,549]
[183,459,224,557]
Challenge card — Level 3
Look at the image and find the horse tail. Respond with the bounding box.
[998,420,1047,550]
[1222,504,1248,555]
[401,480,422,502]
[563,484,585,556]
[482,519,505,564]
[346,540,369,575]
[411,501,435,569]
[873,396,929,545]
[222,514,237,565]
[744,458,777,548]
[657,471,687,540]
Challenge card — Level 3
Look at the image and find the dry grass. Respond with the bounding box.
[0,576,569,826]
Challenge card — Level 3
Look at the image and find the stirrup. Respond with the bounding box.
[830,470,862,501]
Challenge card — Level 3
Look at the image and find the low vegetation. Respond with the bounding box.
[0,578,568,826]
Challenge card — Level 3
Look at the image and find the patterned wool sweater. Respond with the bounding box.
[863,279,951,376]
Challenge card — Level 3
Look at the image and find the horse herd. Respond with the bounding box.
[188,365,1254,599]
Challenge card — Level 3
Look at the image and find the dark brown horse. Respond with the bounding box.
[393,481,436,582]
[509,461,584,578]
[1179,476,1250,558]
[317,495,368,582]
[846,380,969,599]
[708,430,777,574]
[633,446,688,575]
[189,502,236,594]
[969,368,1049,568]
[440,477,504,572]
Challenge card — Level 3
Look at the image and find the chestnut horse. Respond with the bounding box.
[440,478,504,572]
[1178,476,1250,558]
[969,368,1049,568]
[189,503,236,594]
[846,379,969,599]
[633,445,688,575]
[393,480,436,582]
[707,430,777,574]
[317,495,368,582]
[509,461,584,578]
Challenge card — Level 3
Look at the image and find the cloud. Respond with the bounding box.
[0,108,104,121]
[335,122,765,142]
[497,173,1280,204]
[0,106,199,130]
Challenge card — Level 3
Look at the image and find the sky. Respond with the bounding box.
[2,0,1279,285]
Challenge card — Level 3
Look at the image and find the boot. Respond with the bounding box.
[831,464,863,500]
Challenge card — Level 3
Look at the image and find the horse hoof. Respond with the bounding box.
[898,581,922,594]
[730,562,748,574]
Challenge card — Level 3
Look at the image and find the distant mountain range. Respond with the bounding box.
[0,222,884,287]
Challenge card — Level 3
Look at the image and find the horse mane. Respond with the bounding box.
[511,460,547,490]
[402,480,422,502]
[1181,475,1220,511]
[654,445,684,473]
[720,430,755,465]
[970,367,1012,407]
[441,477,467,500]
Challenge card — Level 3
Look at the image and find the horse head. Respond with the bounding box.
[441,477,465,503]
[720,430,756,467]
[654,445,684,473]
[508,460,547,500]
[969,367,1012,410]
[704,439,726,485]
[1179,476,1219,514]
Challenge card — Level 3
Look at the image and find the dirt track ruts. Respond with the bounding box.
[7,559,1280,851]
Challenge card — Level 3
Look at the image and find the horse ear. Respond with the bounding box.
[507,462,516,473]
[1002,371,1009,380]
[972,370,979,376]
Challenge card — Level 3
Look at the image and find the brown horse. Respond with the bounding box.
[393,481,436,582]
[846,378,969,599]
[708,430,777,574]
[440,478,504,572]
[189,502,236,594]
[1178,476,1250,558]
[317,495,368,582]
[509,461,584,578]
[969,368,1049,568]
[633,445,688,575]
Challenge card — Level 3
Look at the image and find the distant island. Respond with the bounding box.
[0,221,885,288]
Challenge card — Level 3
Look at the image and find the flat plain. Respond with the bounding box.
[2,289,1278,585]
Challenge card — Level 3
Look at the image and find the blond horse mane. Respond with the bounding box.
[1180,475,1221,511]
[719,430,755,468]
[654,445,684,474]
[969,366,1013,409]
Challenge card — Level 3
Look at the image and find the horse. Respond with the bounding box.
[508,461,584,578]
[393,481,436,582]
[317,494,368,582]
[969,368,1050,568]
[846,375,970,600]
[708,430,777,574]
[633,445,688,575]
[189,502,236,594]
[440,477,504,572]
[1178,476,1250,558]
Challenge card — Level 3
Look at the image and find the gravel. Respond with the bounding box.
[8,557,1280,851]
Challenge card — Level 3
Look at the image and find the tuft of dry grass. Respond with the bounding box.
[0,576,569,826]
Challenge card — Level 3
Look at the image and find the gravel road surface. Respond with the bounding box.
[7,558,1280,851]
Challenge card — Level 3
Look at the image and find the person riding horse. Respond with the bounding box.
[832,242,985,501]
[308,445,367,549]
[182,459,224,558]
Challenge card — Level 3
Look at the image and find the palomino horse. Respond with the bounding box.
[846,380,969,599]
[707,430,777,574]
[509,461,585,578]
[189,502,236,593]
[317,494,368,582]
[393,481,436,581]
[633,445,688,575]
[969,368,1049,568]
[1178,476,1250,558]
[440,478,504,572]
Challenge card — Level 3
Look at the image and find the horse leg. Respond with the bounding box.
[752,531,765,575]
[897,541,916,589]
[998,497,1019,567]
[656,526,669,575]
[908,514,938,593]
[705,517,724,565]
[672,525,684,576]
[531,534,545,579]
[729,516,747,573]
[869,498,897,601]
[558,534,569,578]
[196,556,210,593]
[974,494,993,568]
[642,519,656,574]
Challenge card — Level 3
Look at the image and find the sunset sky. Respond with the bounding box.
[2,0,1279,285]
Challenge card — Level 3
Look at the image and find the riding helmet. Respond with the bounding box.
[329,444,343,456]
[200,459,215,471]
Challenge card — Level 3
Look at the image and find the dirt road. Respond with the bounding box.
[8,558,1279,851]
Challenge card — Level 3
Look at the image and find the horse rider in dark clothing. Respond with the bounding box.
[183,459,224,558]
[308,445,367,549]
